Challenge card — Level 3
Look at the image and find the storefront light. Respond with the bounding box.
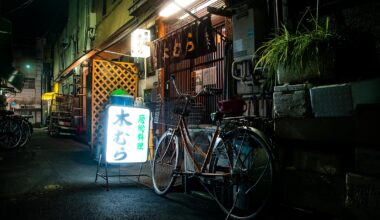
[131,29,151,58]
[179,0,217,20]
[159,0,196,17]
[105,106,150,163]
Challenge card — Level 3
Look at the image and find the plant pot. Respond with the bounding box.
[276,50,335,85]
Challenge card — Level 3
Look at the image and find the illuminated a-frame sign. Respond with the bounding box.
[105,106,150,163]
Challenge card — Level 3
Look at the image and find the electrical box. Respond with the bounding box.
[232,6,269,97]
[232,7,267,60]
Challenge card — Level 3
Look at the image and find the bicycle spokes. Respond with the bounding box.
[152,131,180,195]
[211,128,273,219]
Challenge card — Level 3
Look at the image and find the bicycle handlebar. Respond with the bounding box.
[170,74,222,99]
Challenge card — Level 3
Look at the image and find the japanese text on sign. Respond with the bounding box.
[106,106,150,163]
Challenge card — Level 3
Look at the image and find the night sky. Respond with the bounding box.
[0,0,68,38]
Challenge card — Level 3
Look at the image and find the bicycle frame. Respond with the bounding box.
[169,100,228,176]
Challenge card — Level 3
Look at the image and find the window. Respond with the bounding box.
[24,78,35,89]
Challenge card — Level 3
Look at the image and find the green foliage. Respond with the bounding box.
[255,13,336,83]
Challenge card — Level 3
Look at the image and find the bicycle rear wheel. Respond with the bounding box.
[210,127,274,219]
[0,118,22,150]
[152,130,180,195]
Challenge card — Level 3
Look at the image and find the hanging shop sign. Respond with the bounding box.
[151,15,216,69]
[105,105,150,163]
[131,29,151,58]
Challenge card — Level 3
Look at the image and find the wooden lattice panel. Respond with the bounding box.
[91,59,138,147]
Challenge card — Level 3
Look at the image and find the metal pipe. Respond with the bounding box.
[274,0,280,31]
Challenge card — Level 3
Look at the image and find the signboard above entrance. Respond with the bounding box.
[131,29,151,58]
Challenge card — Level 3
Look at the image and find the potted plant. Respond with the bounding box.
[255,9,337,85]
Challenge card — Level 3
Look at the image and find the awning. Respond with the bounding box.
[56,49,98,81]
[56,18,140,81]
[41,92,57,101]
[7,70,24,91]
[0,65,25,91]
[41,82,59,100]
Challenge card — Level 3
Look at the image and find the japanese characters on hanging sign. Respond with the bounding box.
[131,29,151,58]
[150,15,216,69]
[105,106,150,163]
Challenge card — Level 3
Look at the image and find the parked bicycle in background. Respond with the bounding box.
[0,92,34,150]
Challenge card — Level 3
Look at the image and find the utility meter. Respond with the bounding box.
[231,5,269,96]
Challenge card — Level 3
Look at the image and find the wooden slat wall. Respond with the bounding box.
[91,59,138,146]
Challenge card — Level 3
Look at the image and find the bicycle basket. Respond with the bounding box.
[153,97,205,127]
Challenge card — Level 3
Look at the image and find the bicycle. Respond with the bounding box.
[15,115,34,148]
[0,110,23,149]
[151,75,275,219]
[0,111,34,150]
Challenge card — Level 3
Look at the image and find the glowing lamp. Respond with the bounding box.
[131,29,151,58]
[159,0,196,17]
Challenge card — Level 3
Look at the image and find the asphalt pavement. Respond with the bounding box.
[0,128,225,220]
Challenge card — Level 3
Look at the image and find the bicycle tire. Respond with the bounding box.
[49,123,60,137]
[152,130,180,195]
[18,119,31,148]
[0,118,23,150]
[209,127,274,219]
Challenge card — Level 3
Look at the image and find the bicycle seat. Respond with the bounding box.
[0,110,14,116]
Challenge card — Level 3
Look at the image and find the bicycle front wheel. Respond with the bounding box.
[18,119,31,148]
[152,130,180,195]
[210,127,274,219]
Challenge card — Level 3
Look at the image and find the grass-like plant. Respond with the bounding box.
[255,8,336,84]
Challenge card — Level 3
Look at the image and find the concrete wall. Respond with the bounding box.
[93,0,134,47]
[52,0,94,93]
[8,38,43,125]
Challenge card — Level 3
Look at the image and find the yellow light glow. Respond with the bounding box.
[42,92,57,101]
[53,82,59,93]
[159,0,196,17]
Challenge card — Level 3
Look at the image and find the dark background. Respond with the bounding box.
[0,0,68,38]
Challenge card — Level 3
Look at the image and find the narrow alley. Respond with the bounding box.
[0,129,224,220]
